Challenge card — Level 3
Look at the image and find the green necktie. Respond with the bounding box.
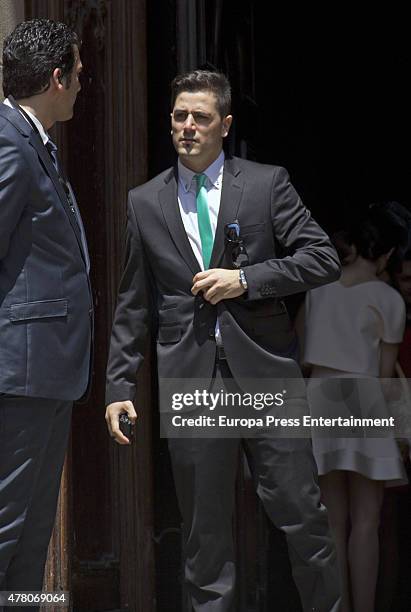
[195,173,214,269]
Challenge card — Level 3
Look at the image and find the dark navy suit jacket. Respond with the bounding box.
[0,104,92,400]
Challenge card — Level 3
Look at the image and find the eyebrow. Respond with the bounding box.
[173,108,212,114]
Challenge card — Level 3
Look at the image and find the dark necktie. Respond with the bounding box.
[45,139,79,220]
[46,139,90,271]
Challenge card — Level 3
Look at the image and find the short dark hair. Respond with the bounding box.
[171,70,231,117]
[3,19,79,99]
[348,201,411,270]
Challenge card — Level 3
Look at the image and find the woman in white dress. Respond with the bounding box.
[300,202,410,612]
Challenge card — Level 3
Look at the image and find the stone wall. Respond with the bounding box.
[0,0,25,101]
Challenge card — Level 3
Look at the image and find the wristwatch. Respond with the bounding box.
[239,269,248,291]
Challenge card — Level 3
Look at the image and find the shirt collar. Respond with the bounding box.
[3,97,50,145]
[178,150,225,193]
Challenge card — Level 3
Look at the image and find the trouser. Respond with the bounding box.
[168,361,341,612]
[0,395,72,612]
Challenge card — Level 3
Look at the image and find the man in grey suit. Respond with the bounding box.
[0,19,91,601]
[106,70,341,611]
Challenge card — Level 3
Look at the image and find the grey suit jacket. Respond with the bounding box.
[106,156,341,404]
[0,104,92,400]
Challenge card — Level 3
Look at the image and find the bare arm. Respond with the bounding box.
[379,342,399,378]
[379,341,400,411]
[294,302,313,376]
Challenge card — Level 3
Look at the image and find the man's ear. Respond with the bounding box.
[222,115,233,138]
[51,68,63,89]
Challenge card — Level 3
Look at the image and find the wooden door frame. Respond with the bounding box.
[25,2,152,610]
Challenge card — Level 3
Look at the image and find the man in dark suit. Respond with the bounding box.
[106,70,341,611]
[0,19,92,600]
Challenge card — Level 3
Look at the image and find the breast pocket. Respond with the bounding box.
[241,222,266,236]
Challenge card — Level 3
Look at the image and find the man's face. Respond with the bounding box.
[395,261,411,306]
[57,45,82,121]
[171,90,232,171]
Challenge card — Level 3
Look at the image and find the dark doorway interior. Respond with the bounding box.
[149,4,410,221]
[252,6,410,229]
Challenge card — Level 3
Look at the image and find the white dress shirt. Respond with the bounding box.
[178,151,225,344]
[3,97,49,144]
[178,150,224,271]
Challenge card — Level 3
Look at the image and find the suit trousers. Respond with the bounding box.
[0,395,72,612]
[168,360,341,612]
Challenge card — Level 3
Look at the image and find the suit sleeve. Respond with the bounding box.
[0,134,30,261]
[244,166,341,300]
[105,193,151,405]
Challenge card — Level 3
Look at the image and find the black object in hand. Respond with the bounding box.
[119,412,134,441]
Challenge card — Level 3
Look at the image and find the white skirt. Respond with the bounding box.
[307,366,407,486]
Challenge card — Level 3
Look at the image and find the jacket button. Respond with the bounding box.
[208,329,215,338]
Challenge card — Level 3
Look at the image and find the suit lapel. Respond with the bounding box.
[209,157,244,269]
[1,104,87,264]
[28,132,83,248]
[159,168,201,276]
[0,104,32,136]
